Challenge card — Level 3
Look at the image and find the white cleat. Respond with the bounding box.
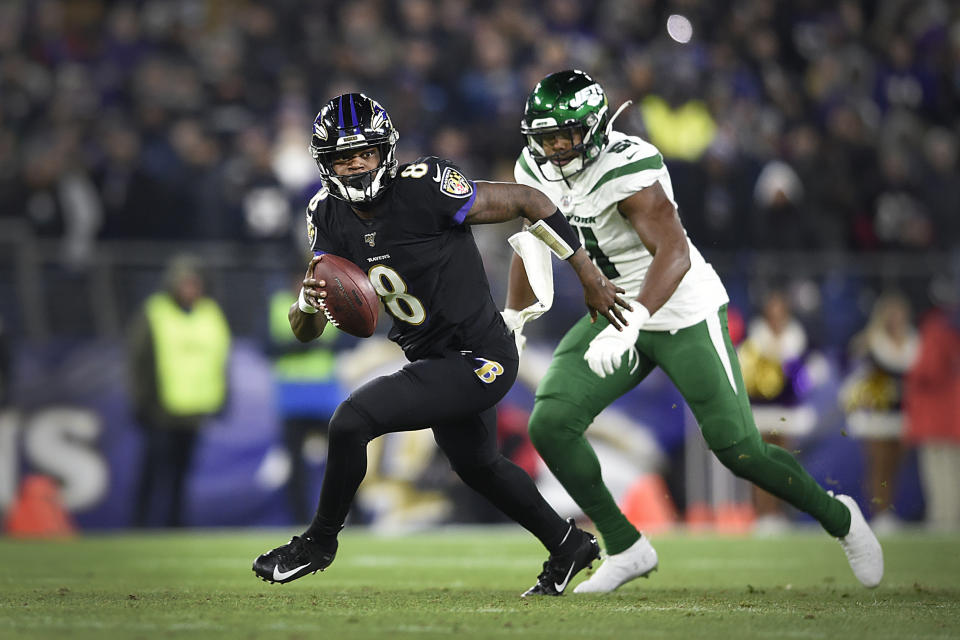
[573,535,658,593]
[834,493,884,588]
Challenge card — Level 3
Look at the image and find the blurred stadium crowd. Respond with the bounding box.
[1,0,958,257]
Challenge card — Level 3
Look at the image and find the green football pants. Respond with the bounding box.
[528,306,850,554]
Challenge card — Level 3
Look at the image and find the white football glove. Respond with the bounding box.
[584,304,650,378]
[501,308,527,353]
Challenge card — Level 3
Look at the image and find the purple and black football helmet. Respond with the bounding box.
[310,93,399,204]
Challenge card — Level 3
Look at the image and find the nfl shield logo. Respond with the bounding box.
[364,232,376,247]
[560,194,573,210]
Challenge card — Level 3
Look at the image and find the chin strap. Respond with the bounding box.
[605,100,634,136]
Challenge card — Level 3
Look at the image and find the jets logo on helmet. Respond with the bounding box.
[569,84,604,109]
[309,93,400,204]
[521,70,630,184]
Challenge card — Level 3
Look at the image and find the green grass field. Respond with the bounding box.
[2,527,958,640]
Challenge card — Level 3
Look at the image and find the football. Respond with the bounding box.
[312,254,379,337]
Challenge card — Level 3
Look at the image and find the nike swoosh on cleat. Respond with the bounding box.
[554,563,576,593]
[273,562,311,582]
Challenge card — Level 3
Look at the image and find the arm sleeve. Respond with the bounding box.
[593,138,670,202]
[607,152,668,202]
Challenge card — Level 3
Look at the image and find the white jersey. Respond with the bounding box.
[514,130,728,331]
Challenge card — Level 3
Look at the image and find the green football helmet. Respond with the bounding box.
[521,69,610,181]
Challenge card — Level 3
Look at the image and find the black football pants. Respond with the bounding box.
[309,331,570,553]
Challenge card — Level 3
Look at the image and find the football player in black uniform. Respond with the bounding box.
[252,93,631,596]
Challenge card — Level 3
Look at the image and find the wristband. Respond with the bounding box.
[298,287,319,314]
[614,303,650,339]
[527,209,582,260]
[623,303,651,330]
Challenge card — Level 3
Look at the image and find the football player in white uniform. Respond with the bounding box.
[505,70,883,593]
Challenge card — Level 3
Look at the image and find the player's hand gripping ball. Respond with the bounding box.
[312,254,379,337]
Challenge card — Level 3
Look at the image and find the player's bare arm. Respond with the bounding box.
[465,180,556,225]
[618,182,691,315]
[468,181,631,328]
[289,254,329,342]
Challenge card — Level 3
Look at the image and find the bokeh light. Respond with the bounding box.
[667,14,693,44]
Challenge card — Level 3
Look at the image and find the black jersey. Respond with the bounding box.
[306,156,505,361]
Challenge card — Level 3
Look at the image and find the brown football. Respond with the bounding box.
[312,253,379,337]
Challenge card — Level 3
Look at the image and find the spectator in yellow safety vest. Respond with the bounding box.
[128,254,231,527]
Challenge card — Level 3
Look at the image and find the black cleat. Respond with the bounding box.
[521,519,600,597]
[252,535,337,584]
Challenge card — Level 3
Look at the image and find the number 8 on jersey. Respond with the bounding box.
[369,264,427,325]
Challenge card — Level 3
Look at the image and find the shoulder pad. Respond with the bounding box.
[516,148,541,185]
[412,155,441,168]
[398,156,474,200]
[396,157,437,181]
[604,132,661,159]
[307,186,329,213]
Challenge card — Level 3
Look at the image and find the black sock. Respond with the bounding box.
[303,518,341,550]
